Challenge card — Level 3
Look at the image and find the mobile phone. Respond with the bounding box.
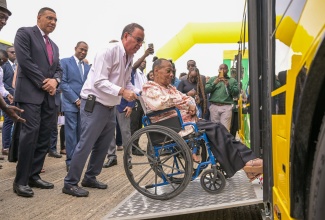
[148,43,154,54]
[218,71,224,78]
[84,94,96,113]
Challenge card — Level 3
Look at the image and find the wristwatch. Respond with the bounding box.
[55,78,61,86]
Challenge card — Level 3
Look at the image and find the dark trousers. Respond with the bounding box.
[60,125,65,150]
[49,107,59,152]
[197,120,256,178]
[116,118,122,146]
[230,111,239,137]
[130,100,143,148]
[2,98,13,150]
[14,98,56,185]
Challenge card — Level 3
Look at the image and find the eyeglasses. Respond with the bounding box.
[128,33,144,45]
[0,13,9,22]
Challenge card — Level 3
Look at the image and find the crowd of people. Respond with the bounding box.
[0,2,262,198]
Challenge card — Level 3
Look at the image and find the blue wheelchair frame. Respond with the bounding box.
[142,107,217,182]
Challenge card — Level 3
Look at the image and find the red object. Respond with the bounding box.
[44,35,53,65]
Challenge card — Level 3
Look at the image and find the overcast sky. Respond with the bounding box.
[1,0,246,77]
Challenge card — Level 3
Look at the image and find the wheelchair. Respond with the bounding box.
[123,99,226,200]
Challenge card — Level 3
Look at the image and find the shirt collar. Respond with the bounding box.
[37,25,46,37]
[74,56,83,64]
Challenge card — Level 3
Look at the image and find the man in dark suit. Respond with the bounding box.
[0,0,26,166]
[60,41,90,172]
[13,7,62,197]
[2,46,16,156]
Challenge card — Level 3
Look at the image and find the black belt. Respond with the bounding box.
[210,102,231,106]
[95,101,114,109]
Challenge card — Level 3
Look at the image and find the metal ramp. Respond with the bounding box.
[103,170,263,220]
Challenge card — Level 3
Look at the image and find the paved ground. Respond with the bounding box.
[0,123,263,220]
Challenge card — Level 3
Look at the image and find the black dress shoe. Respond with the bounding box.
[132,149,145,156]
[28,179,54,189]
[48,151,62,158]
[2,148,9,155]
[103,158,117,168]
[13,183,34,197]
[81,179,108,189]
[62,184,89,197]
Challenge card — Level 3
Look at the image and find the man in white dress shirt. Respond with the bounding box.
[63,23,143,197]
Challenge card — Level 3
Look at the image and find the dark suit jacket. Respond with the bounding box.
[2,61,15,95]
[14,25,62,107]
[60,56,90,112]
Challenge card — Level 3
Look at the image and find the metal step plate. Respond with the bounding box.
[103,170,263,220]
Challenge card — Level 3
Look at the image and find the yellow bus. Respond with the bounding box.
[0,39,12,50]
[246,0,325,219]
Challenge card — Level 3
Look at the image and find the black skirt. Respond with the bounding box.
[196,120,256,178]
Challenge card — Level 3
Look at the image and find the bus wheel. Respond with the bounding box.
[307,114,325,220]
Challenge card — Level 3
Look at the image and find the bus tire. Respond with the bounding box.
[307,114,325,220]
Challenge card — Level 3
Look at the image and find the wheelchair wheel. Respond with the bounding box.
[200,168,226,194]
[123,125,193,200]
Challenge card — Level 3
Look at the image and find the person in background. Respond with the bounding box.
[179,72,187,79]
[170,60,180,88]
[146,70,154,81]
[130,47,154,156]
[60,41,90,172]
[177,67,207,118]
[63,23,143,197]
[1,46,16,156]
[47,89,63,158]
[13,7,61,197]
[205,64,239,131]
[0,0,26,167]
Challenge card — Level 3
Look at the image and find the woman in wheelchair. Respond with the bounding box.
[141,58,262,181]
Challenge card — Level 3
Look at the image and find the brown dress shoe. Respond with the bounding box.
[60,149,66,155]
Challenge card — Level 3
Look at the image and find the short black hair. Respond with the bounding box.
[76,41,88,47]
[38,7,56,16]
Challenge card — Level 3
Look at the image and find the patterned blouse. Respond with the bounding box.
[142,81,197,136]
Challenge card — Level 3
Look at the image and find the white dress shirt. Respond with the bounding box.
[0,67,9,97]
[80,42,140,106]
[133,68,147,90]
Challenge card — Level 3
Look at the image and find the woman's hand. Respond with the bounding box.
[188,104,197,116]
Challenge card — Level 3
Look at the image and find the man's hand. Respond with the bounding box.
[214,77,222,85]
[42,78,58,96]
[3,105,26,123]
[223,79,229,86]
[124,106,132,118]
[145,47,154,56]
[7,94,14,104]
[75,99,81,109]
[122,89,137,102]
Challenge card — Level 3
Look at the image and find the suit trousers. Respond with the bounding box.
[107,109,131,159]
[2,98,14,150]
[64,100,116,185]
[64,111,81,166]
[49,106,59,152]
[15,97,56,185]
